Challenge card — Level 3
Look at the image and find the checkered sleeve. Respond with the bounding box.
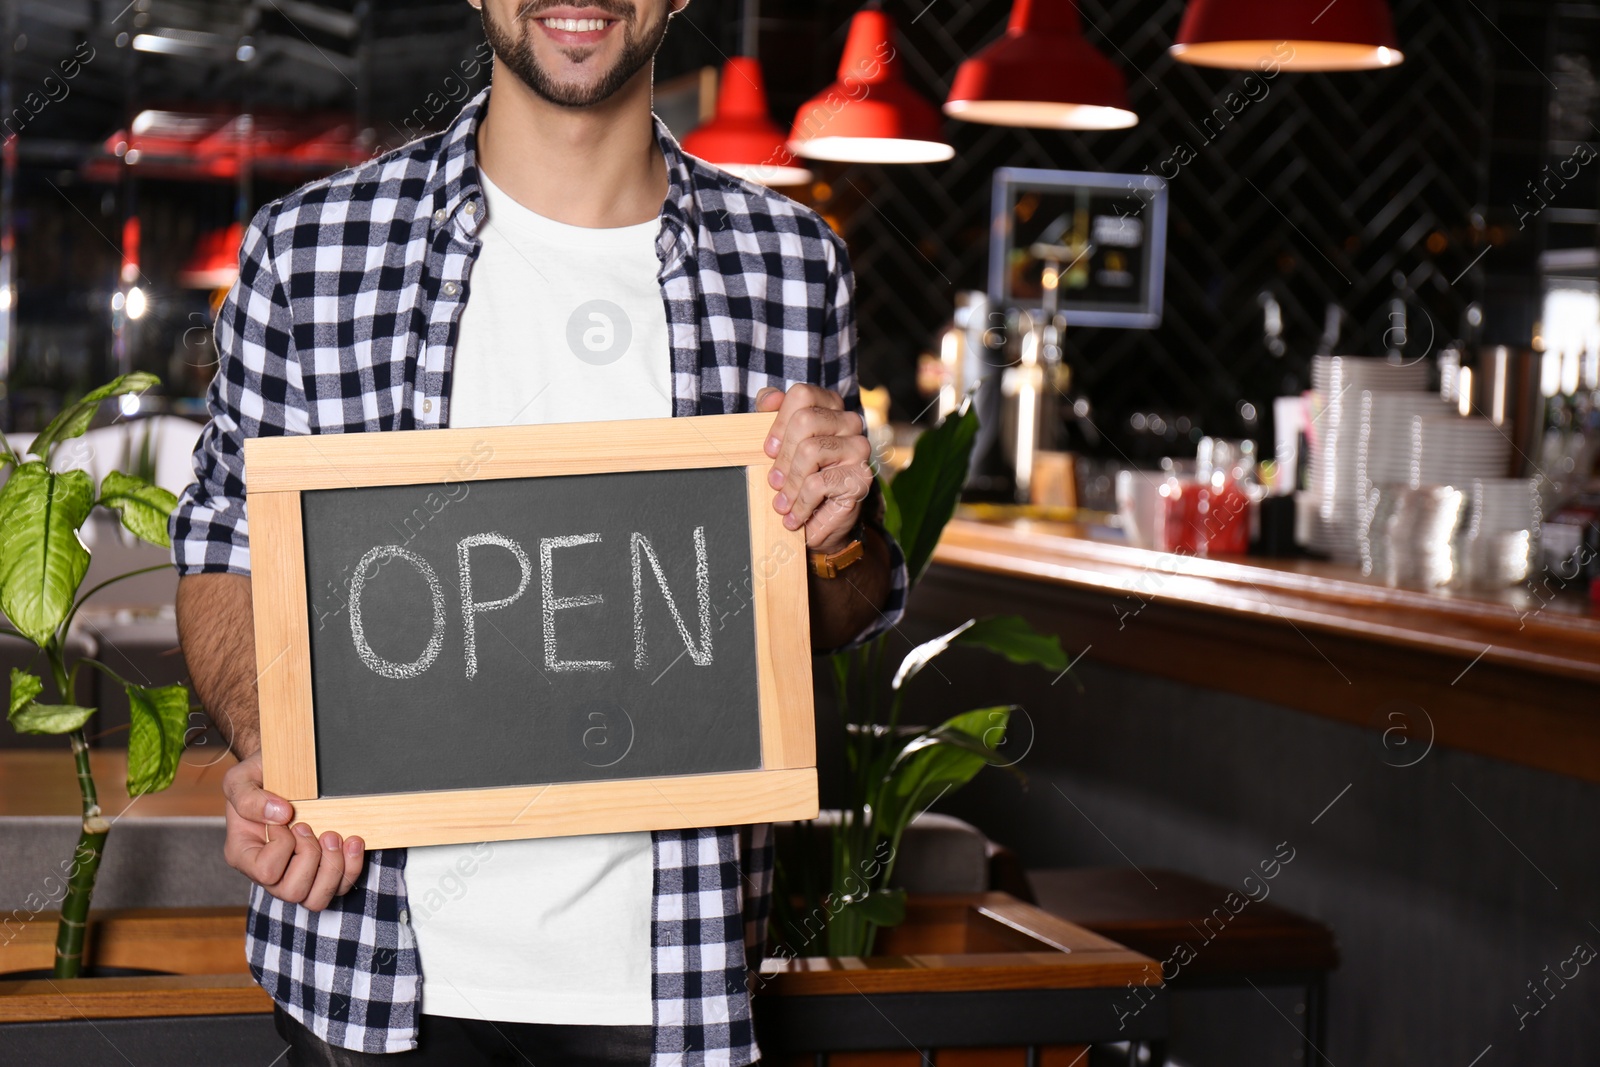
[169,202,309,576]
[819,233,908,652]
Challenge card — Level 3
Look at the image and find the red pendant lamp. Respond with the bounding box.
[788,7,953,165]
[682,57,813,187]
[1170,0,1403,71]
[178,222,244,290]
[945,0,1136,130]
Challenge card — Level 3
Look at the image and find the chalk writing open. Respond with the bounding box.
[346,526,716,680]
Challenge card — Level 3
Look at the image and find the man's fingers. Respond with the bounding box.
[778,433,846,489]
[268,824,325,905]
[755,387,784,412]
[222,757,291,825]
[785,433,870,487]
[805,495,866,550]
[770,407,863,493]
[764,384,844,458]
[226,780,292,826]
[338,837,367,896]
[301,832,349,911]
[786,461,872,530]
[775,435,870,518]
[231,827,296,887]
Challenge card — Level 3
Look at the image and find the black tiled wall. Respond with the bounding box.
[703,0,1595,459]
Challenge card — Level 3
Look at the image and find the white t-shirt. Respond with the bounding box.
[406,171,669,1026]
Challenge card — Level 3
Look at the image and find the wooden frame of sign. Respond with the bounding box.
[244,413,816,849]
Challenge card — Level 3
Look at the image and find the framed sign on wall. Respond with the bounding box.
[244,413,816,849]
[989,166,1169,329]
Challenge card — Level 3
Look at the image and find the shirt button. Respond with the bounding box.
[399,908,410,925]
[433,208,447,224]
[464,201,477,215]
[423,399,433,414]
[443,281,459,296]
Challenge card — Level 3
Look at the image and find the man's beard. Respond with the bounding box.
[481,1,670,108]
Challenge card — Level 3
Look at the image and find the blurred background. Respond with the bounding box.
[2,0,1593,460]
[2,4,1599,1064]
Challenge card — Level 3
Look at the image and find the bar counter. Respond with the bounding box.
[917,514,1600,784]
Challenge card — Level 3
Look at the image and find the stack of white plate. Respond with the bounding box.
[1366,485,1467,588]
[1307,356,1430,562]
[1460,477,1542,587]
[1410,416,1512,487]
[1357,390,1450,573]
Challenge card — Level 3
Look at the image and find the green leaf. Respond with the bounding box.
[909,720,1012,762]
[126,683,189,796]
[880,473,902,546]
[0,462,94,645]
[885,405,978,587]
[875,707,1011,847]
[8,668,41,714]
[97,471,177,548]
[28,372,159,461]
[953,615,1072,673]
[850,887,907,928]
[892,616,1071,692]
[8,667,95,735]
[892,619,976,690]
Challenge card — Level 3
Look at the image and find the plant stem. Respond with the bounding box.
[60,563,172,638]
[74,657,135,691]
[49,645,107,980]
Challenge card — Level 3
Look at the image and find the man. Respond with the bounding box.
[170,1,906,1064]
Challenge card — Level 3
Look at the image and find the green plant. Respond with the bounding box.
[772,404,1072,958]
[1,373,193,979]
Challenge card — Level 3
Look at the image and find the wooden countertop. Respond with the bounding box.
[933,516,1600,684]
[919,516,1600,783]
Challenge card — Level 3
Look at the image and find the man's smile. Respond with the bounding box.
[529,7,623,46]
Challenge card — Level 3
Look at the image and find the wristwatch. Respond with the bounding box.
[808,520,867,579]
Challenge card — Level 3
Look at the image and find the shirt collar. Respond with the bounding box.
[426,85,699,267]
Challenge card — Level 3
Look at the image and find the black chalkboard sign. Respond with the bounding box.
[245,414,817,848]
[302,467,761,797]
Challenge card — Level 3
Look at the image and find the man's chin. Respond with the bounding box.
[483,4,660,110]
[534,77,626,109]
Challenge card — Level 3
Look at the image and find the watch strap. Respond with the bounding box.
[808,521,867,579]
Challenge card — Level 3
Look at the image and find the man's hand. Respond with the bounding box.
[183,573,366,911]
[222,752,364,911]
[757,384,874,554]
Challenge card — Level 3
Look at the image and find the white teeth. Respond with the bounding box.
[541,17,607,32]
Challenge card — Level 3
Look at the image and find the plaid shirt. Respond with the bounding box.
[171,88,907,1061]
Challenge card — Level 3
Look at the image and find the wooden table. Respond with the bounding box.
[0,746,250,1038]
[2,894,1162,1065]
[1029,868,1338,1067]
[921,516,1600,783]
[0,908,252,985]
[757,892,1165,1062]
[1028,868,1339,981]
[0,749,234,819]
